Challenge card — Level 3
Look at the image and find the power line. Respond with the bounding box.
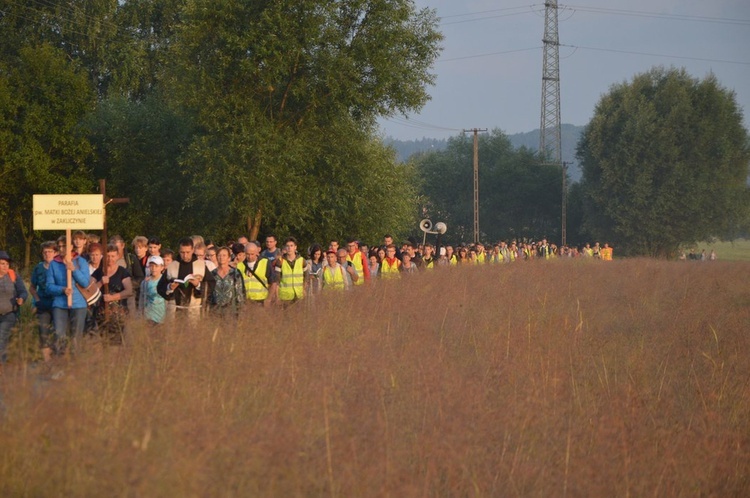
[560,4,750,26]
[560,43,750,66]
[439,5,540,20]
[441,8,542,26]
[384,116,462,133]
[435,3,750,27]
[438,46,541,63]
[437,43,748,67]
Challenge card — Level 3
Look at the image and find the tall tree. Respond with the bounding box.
[166,0,442,240]
[0,44,95,265]
[577,67,750,257]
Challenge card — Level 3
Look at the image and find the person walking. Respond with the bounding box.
[29,242,58,362]
[209,247,245,318]
[141,255,166,325]
[158,238,215,323]
[321,250,353,291]
[271,238,305,306]
[238,241,274,306]
[379,245,402,279]
[93,245,134,344]
[0,251,28,368]
[345,239,370,285]
[46,240,90,356]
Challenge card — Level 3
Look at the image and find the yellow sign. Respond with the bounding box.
[33,194,104,230]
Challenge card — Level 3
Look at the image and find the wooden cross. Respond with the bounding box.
[99,179,129,244]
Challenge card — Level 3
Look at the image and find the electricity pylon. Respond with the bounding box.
[540,0,561,165]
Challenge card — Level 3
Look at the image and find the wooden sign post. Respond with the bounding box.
[33,194,104,308]
[99,179,129,246]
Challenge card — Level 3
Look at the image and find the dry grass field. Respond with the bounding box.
[1,259,748,496]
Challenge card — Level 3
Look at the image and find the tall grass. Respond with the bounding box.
[1,259,748,496]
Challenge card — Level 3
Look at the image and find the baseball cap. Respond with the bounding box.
[147,255,164,266]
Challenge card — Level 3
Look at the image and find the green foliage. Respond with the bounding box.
[0,43,96,254]
[84,94,195,247]
[578,67,750,257]
[414,130,562,244]
[1,0,441,261]
[161,0,441,242]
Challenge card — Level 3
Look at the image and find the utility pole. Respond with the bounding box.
[463,128,487,244]
[99,179,129,244]
[561,161,569,247]
[540,0,562,165]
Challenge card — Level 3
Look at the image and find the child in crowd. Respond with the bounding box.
[141,255,166,325]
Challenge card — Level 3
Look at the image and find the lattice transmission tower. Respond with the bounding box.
[540,0,561,165]
[540,0,566,246]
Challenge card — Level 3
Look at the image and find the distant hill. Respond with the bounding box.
[384,123,586,182]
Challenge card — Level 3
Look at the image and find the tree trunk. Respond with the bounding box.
[247,208,262,241]
[16,211,34,271]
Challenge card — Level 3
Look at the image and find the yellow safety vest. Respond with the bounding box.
[476,252,486,264]
[380,258,401,279]
[278,257,305,301]
[322,265,345,290]
[424,258,434,269]
[449,255,458,266]
[240,259,269,301]
[346,251,365,285]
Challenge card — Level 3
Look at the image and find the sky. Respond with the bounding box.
[378,0,750,145]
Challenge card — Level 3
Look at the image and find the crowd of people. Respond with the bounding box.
[2,230,621,367]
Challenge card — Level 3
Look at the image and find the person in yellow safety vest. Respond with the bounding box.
[339,249,360,287]
[601,243,613,261]
[538,239,552,259]
[475,243,487,264]
[489,244,503,264]
[523,243,533,261]
[445,245,458,265]
[345,239,370,285]
[422,244,436,269]
[321,250,356,290]
[271,237,305,305]
[379,244,401,278]
[507,241,518,262]
[582,243,594,258]
[238,241,274,306]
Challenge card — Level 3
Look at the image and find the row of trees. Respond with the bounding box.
[2,2,747,263]
[0,0,442,267]
[414,131,563,243]
[413,67,750,256]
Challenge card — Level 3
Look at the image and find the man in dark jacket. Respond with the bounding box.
[157,238,215,323]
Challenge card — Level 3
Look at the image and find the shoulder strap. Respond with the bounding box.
[246,260,268,289]
[8,269,16,283]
